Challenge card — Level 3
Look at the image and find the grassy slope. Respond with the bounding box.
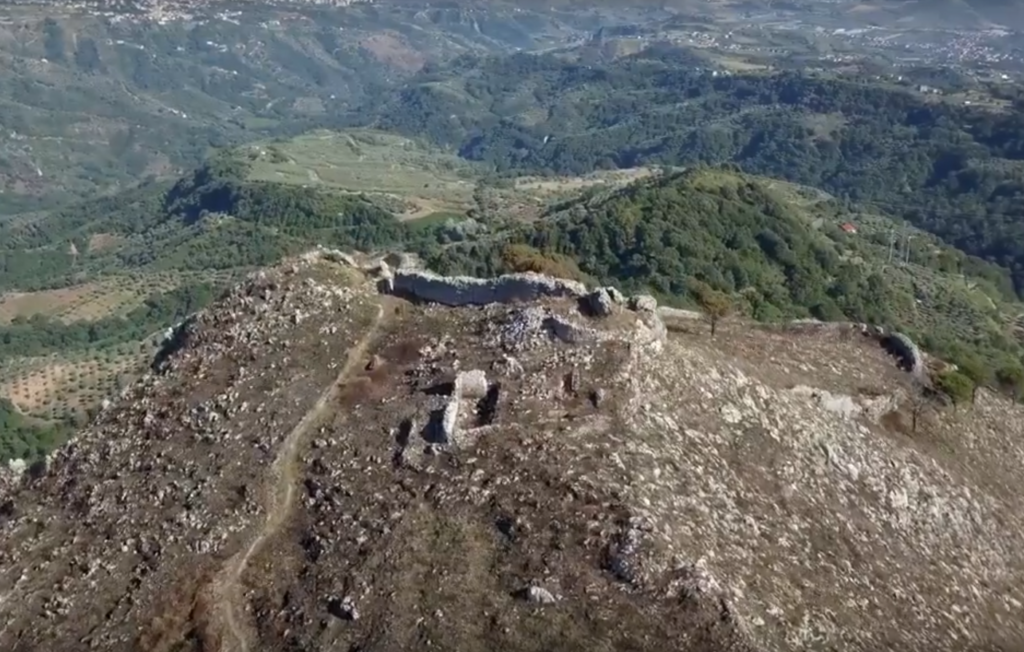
[244,129,481,219]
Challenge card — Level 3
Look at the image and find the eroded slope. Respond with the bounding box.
[1,253,1023,652]
[0,259,381,651]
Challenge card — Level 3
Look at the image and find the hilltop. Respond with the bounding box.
[434,167,1024,376]
[2,148,1023,462]
[1,251,1023,651]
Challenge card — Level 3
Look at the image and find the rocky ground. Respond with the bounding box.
[1,252,1023,652]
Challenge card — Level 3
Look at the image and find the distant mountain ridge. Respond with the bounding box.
[840,0,1024,28]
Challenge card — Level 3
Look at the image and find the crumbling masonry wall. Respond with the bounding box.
[391,269,588,306]
[309,249,924,382]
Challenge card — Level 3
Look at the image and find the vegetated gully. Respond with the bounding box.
[210,299,389,652]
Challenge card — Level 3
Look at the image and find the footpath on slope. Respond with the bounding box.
[210,298,389,652]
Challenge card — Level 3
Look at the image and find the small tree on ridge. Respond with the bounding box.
[697,289,732,339]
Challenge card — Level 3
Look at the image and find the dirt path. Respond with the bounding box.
[213,300,388,652]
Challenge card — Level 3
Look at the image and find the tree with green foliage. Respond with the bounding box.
[378,52,1024,298]
[0,398,68,463]
[42,18,66,62]
[74,37,102,73]
[953,355,989,404]
[935,370,974,411]
[996,362,1024,401]
[698,289,732,339]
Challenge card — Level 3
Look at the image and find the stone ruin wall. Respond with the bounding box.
[312,248,926,381]
[389,269,588,307]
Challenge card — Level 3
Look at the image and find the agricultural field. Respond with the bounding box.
[244,130,481,220]
[0,270,234,324]
[0,268,239,423]
[241,129,669,227]
[0,345,152,421]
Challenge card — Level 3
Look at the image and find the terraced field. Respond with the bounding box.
[245,130,480,220]
[1,346,152,421]
[0,270,234,324]
[0,268,240,423]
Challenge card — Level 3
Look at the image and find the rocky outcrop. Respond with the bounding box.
[586,288,617,317]
[455,369,489,399]
[440,395,460,444]
[5,251,1024,652]
[884,331,925,379]
[543,314,601,344]
[391,269,587,306]
[656,306,702,321]
[628,294,658,313]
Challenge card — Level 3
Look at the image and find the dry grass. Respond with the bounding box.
[136,567,220,652]
[0,285,100,322]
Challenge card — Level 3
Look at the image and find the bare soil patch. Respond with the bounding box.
[87,232,127,253]
[359,33,425,72]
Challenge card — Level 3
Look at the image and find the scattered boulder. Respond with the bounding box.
[606,286,627,305]
[587,288,617,317]
[789,385,861,419]
[6,459,27,481]
[328,596,360,621]
[524,585,557,604]
[884,332,925,379]
[628,294,658,313]
[456,369,489,399]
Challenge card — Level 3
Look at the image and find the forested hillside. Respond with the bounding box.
[0,3,586,212]
[431,168,1024,384]
[4,152,1024,460]
[0,150,459,294]
[374,50,1024,295]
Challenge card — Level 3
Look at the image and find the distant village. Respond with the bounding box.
[0,0,376,23]
[2,0,1022,81]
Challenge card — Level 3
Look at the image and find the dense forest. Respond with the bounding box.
[374,50,1024,295]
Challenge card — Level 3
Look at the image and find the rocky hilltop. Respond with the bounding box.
[1,250,1024,652]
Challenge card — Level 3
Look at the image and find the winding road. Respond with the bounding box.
[212,300,387,652]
